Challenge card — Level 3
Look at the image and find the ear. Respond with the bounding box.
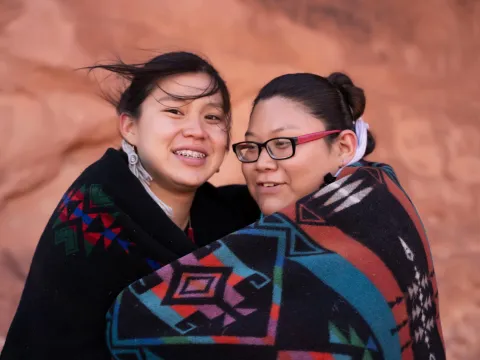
[119,113,138,146]
[335,129,357,163]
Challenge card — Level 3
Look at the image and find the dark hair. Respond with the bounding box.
[252,72,375,156]
[84,51,232,140]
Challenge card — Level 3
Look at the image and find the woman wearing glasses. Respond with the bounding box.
[107,72,445,360]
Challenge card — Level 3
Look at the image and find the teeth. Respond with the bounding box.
[262,183,277,187]
[175,150,206,159]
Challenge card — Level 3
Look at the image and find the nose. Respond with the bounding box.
[182,114,206,139]
[255,147,277,171]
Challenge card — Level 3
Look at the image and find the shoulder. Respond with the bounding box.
[72,148,128,187]
[198,183,259,218]
[340,160,401,185]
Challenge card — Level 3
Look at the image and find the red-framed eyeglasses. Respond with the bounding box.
[232,130,341,163]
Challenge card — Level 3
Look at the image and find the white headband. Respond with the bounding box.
[335,117,370,176]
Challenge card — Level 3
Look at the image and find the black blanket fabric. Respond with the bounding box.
[1,148,259,360]
[106,162,445,360]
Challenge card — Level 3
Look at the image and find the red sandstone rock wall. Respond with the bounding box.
[0,0,479,358]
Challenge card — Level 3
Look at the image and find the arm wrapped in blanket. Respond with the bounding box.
[106,163,446,360]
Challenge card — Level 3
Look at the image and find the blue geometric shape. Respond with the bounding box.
[288,230,327,257]
[111,348,143,360]
[330,329,346,345]
[117,238,130,251]
[109,224,288,348]
[329,321,349,345]
[146,258,161,270]
[366,336,378,351]
[333,354,353,360]
[292,254,401,359]
[213,240,271,289]
[128,286,198,336]
[143,348,164,360]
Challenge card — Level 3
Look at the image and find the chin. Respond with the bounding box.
[260,202,286,216]
[172,173,210,190]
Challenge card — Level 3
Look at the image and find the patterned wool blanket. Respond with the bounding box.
[107,163,445,360]
[0,149,258,360]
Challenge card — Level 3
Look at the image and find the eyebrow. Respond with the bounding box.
[245,125,299,137]
[155,95,223,109]
[155,95,187,103]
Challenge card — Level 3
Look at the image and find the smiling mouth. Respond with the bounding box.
[174,150,207,159]
[258,183,281,187]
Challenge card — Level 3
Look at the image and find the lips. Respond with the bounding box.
[256,182,285,195]
[257,182,282,187]
[174,149,206,159]
[172,146,208,159]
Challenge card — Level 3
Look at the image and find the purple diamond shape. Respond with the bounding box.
[181,276,215,295]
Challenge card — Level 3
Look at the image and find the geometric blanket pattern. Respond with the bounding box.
[107,163,446,360]
[53,184,160,269]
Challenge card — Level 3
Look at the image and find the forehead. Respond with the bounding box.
[248,97,326,136]
[152,72,223,103]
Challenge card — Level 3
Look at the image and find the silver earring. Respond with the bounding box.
[122,140,139,165]
[128,152,139,166]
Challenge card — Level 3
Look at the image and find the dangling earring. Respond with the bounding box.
[122,140,150,182]
[121,139,174,218]
[124,141,139,166]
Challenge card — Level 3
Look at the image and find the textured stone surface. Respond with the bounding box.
[0,0,479,358]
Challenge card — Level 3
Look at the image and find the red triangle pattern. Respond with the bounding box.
[84,232,102,246]
[71,190,84,202]
[363,168,383,184]
[101,213,115,228]
[299,204,325,224]
[110,227,121,236]
[60,207,69,222]
[104,238,113,249]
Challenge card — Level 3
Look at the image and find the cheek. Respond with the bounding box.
[140,116,175,145]
[285,150,330,193]
[208,127,229,151]
[241,164,256,188]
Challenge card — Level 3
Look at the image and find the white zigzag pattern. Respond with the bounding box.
[408,283,420,297]
[408,268,437,348]
[412,305,422,320]
[415,328,425,341]
[312,175,373,213]
[334,187,374,213]
[313,175,352,198]
[426,318,435,331]
[424,296,432,310]
[324,179,364,206]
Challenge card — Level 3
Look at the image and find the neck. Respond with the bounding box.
[149,181,195,230]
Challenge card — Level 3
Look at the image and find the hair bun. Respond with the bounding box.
[327,72,365,120]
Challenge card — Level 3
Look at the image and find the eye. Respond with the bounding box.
[273,139,291,149]
[236,143,258,157]
[165,108,183,115]
[205,114,223,122]
[243,144,257,152]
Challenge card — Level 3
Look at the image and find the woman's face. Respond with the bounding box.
[121,72,229,192]
[242,97,350,216]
